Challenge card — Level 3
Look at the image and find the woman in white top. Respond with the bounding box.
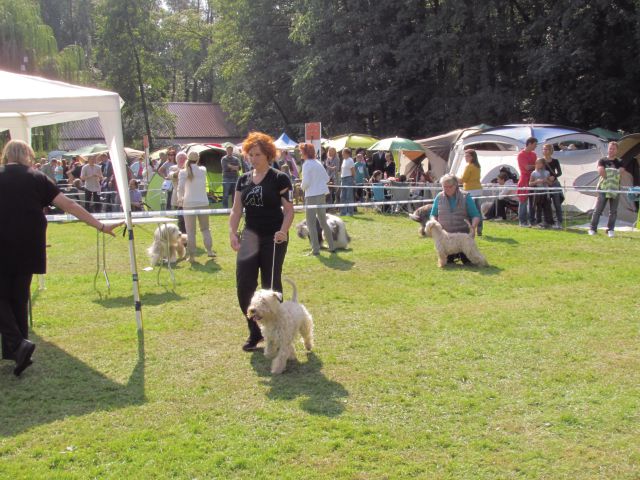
[300,143,335,255]
[178,151,214,261]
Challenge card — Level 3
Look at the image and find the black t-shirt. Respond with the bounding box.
[236,168,292,236]
[543,157,562,179]
[0,164,61,274]
[597,157,623,169]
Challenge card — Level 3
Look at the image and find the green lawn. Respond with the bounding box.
[1,211,639,479]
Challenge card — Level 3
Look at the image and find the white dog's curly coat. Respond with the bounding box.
[295,213,351,250]
[247,279,314,374]
[147,223,187,265]
[424,219,489,268]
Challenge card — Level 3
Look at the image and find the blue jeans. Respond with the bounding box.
[222,179,236,208]
[340,176,355,215]
[518,196,535,225]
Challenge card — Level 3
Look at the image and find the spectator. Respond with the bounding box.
[324,147,340,204]
[588,141,626,237]
[517,137,538,227]
[339,148,356,216]
[460,148,484,236]
[129,179,143,211]
[383,152,396,179]
[354,153,369,202]
[541,143,564,229]
[158,149,177,209]
[178,151,215,262]
[221,144,241,208]
[485,172,517,220]
[80,155,103,213]
[529,158,554,228]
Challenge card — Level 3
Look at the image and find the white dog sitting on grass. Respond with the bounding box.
[247,279,314,374]
[424,219,488,268]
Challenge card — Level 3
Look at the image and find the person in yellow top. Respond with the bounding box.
[460,149,483,235]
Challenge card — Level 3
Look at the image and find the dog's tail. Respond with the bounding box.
[283,277,298,303]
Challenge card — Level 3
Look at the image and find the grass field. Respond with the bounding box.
[1,210,639,479]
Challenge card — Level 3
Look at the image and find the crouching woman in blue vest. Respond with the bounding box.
[430,174,482,265]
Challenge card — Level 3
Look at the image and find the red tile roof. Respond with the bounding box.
[58,102,241,149]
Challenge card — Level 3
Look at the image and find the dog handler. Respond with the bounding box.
[229,132,294,351]
[0,140,121,376]
[430,174,481,265]
[299,142,335,255]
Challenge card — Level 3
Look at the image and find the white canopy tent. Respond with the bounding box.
[0,70,143,330]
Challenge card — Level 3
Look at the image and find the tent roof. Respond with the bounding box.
[0,70,123,132]
[469,124,593,144]
[274,132,297,150]
[588,127,624,141]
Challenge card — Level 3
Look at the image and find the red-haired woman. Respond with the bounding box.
[229,132,294,351]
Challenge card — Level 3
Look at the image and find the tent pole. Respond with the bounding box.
[127,223,143,331]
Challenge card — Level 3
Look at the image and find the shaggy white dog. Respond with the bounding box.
[295,213,351,250]
[147,223,186,265]
[247,279,314,374]
[424,219,488,268]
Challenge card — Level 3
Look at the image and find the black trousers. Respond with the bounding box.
[236,229,288,341]
[0,272,32,359]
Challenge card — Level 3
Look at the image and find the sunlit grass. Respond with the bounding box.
[1,211,638,479]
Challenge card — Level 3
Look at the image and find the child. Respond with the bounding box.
[529,158,553,227]
[129,179,143,211]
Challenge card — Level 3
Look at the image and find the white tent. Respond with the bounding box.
[0,70,143,330]
[448,124,617,216]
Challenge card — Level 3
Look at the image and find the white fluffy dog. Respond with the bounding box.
[247,279,314,374]
[147,223,187,265]
[295,213,351,249]
[424,219,489,268]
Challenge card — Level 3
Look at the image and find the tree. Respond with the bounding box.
[208,0,301,135]
[94,0,173,149]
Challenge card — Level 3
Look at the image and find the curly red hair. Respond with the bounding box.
[242,132,277,162]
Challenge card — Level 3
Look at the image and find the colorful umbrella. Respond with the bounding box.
[369,137,426,153]
[326,133,379,151]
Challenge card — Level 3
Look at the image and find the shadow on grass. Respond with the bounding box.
[93,290,185,308]
[480,235,519,245]
[0,330,145,437]
[317,254,355,271]
[442,264,503,275]
[187,259,222,273]
[250,351,348,417]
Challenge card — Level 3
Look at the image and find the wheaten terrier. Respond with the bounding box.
[247,279,314,374]
[296,213,351,250]
[147,223,186,265]
[424,219,489,268]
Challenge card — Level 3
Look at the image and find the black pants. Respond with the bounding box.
[85,190,101,213]
[236,229,288,341]
[535,195,553,225]
[0,272,32,359]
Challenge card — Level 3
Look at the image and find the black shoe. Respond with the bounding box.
[13,339,35,377]
[242,337,263,352]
